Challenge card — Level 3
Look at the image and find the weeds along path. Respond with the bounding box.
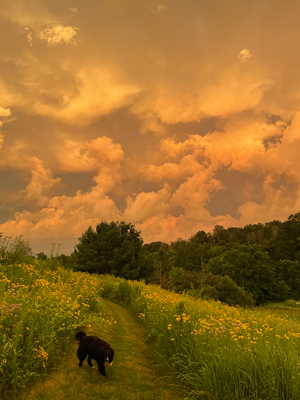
[21,298,181,400]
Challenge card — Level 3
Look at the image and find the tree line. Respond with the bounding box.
[2,213,300,307]
[70,213,300,307]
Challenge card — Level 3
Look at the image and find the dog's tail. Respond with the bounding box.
[75,331,87,342]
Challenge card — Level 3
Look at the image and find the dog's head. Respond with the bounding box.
[104,348,114,366]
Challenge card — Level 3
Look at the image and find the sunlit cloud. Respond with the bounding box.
[22,157,61,206]
[27,31,33,46]
[57,136,124,172]
[34,67,141,124]
[38,24,79,46]
[0,107,11,117]
[1,0,300,251]
[238,48,252,62]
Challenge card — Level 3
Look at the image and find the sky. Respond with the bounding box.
[1,0,300,255]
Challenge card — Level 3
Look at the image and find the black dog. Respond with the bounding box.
[75,331,114,377]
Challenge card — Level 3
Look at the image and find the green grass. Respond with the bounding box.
[97,275,300,399]
[20,299,181,400]
[263,299,300,309]
[4,262,300,399]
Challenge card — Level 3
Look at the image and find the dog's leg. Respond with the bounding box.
[98,363,107,377]
[78,359,84,367]
[77,346,88,367]
[87,356,94,367]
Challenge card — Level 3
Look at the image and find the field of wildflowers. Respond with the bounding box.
[98,275,300,399]
[0,261,107,398]
[2,261,300,400]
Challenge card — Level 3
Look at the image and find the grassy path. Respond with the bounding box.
[21,299,182,400]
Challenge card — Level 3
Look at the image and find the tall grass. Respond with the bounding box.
[98,275,300,400]
[0,261,107,398]
[2,264,300,399]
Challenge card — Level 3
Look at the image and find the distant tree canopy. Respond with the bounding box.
[1,211,295,307]
[68,213,300,306]
[72,221,143,280]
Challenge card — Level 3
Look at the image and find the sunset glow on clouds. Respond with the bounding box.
[1,0,300,253]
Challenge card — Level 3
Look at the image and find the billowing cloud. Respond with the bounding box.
[38,24,79,46]
[144,155,201,182]
[131,67,272,133]
[0,107,11,117]
[22,157,61,206]
[124,185,172,222]
[57,136,124,172]
[238,48,252,62]
[2,0,300,252]
[33,67,141,124]
[238,177,300,225]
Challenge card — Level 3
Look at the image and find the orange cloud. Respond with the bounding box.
[0,107,11,117]
[238,177,300,225]
[130,66,272,133]
[34,67,141,124]
[3,0,300,250]
[38,24,79,46]
[0,180,122,240]
[22,157,61,206]
[238,49,252,63]
[144,155,201,182]
[123,185,172,223]
[57,136,124,172]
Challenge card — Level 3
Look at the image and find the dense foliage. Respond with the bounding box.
[3,213,300,307]
[72,221,143,279]
[139,213,300,305]
[67,213,300,305]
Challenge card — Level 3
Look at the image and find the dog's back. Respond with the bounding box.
[81,335,111,352]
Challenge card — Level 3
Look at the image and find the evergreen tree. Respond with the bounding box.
[73,221,143,279]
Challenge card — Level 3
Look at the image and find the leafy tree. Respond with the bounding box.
[271,279,290,303]
[190,230,210,244]
[275,259,300,299]
[210,225,230,245]
[200,273,255,307]
[169,266,185,290]
[36,252,48,260]
[56,254,74,269]
[174,241,210,273]
[207,244,276,304]
[73,221,143,279]
[72,226,99,273]
[147,248,176,288]
[137,252,154,280]
[143,241,169,252]
[171,269,204,292]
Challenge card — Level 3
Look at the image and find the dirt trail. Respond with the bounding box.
[21,299,181,400]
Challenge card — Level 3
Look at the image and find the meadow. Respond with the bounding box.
[0,261,108,398]
[98,275,300,399]
[2,261,300,399]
